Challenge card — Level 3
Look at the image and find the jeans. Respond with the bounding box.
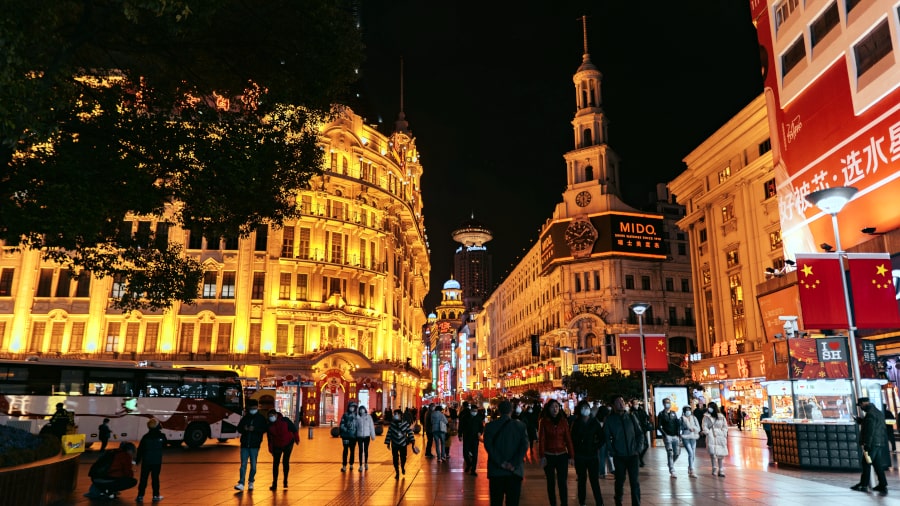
[433,431,446,459]
[612,454,641,506]
[357,437,371,465]
[574,456,602,506]
[682,438,697,473]
[489,475,523,506]
[137,463,161,497]
[271,444,293,484]
[663,435,681,473]
[599,444,613,474]
[342,437,357,466]
[543,453,569,506]
[238,447,260,485]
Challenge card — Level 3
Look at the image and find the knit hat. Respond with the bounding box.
[147,418,160,429]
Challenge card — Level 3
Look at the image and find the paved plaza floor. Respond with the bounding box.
[60,425,900,505]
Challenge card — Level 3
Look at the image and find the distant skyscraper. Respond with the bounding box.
[452,216,493,311]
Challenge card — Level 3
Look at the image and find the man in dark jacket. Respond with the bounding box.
[49,402,71,440]
[98,418,112,452]
[459,403,485,475]
[423,403,435,458]
[235,399,268,491]
[606,396,645,506]
[852,397,888,493]
[657,399,681,478]
[135,418,167,502]
[483,400,529,506]
[571,400,603,506]
[629,399,651,467]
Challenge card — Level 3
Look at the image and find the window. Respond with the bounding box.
[782,35,806,77]
[698,229,707,244]
[124,322,139,352]
[0,268,13,296]
[625,275,635,290]
[144,322,159,352]
[764,178,777,199]
[702,268,711,285]
[758,138,772,155]
[188,229,203,250]
[774,0,800,33]
[178,323,194,353]
[279,273,291,300]
[221,271,235,299]
[574,274,582,292]
[75,272,91,297]
[36,268,53,297]
[70,322,85,352]
[684,307,694,325]
[593,271,600,290]
[249,323,262,353]
[641,276,651,290]
[294,325,305,354]
[665,278,674,291]
[48,322,65,352]
[298,228,311,259]
[359,238,367,267]
[111,274,126,299]
[726,250,740,267]
[854,20,892,78]
[811,3,839,48]
[254,224,268,252]
[55,270,72,297]
[669,307,677,325]
[251,272,265,300]
[846,0,862,14]
[216,323,231,353]
[677,243,686,256]
[717,166,731,183]
[223,235,239,250]
[281,226,295,258]
[721,203,734,222]
[769,230,783,250]
[330,232,344,264]
[276,324,289,354]
[681,278,690,293]
[296,274,308,301]
[105,322,121,352]
[197,323,212,353]
[202,271,217,298]
[358,282,366,307]
[155,222,170,250]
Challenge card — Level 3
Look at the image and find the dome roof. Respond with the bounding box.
[427,312,437,319]
[443,278,461,290]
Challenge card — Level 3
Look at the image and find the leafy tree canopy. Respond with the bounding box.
[0,0,364,311]
[563,364,692,404]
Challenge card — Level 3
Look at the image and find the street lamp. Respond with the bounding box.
[805,186,863,401]
[629,302,651,414]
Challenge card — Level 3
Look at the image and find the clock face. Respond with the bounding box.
[564,220,597,251]
[575,191,592,207]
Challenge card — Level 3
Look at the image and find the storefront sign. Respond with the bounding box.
[816,338,849,363]
[862,341,877,364]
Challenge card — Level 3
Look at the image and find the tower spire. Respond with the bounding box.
[582,15,589,57]
[394,57,409,134]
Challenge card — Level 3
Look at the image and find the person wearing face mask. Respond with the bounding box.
[603,395,644,506]
[538,399,575,506]
[234,399,268,491]
[265,410,296,490]
[384,409,416,480]
[656,399,681,478]
[339,401,360,472]
[679,406,700,478]
[701,402,729,477]
[458,403,485,475]
[570,400,604,506]
[355,405,377,472]
[851,397,888,492]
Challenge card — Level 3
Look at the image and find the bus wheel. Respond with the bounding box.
[184,424,208,448]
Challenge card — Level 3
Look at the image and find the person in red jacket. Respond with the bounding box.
[85,442,137,499]
[537,399,575,506]
[266,410,298,490]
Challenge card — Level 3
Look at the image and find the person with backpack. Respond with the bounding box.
[84,442,137,499]
[98,418,112,452]
[135,418,167,502]
[266,409,298,490]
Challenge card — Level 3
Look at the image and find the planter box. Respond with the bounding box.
[0,453,80,505]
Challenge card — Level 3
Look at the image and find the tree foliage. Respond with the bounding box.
[563,364,692,403]
[0,0,364,311]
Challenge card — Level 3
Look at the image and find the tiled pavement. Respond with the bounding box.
[59,426,900,505]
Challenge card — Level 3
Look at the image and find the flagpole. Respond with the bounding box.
[629,303,651,419]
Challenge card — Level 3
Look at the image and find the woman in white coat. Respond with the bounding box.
[355,406,377,472]
[702,401,729,477]
[680,405,701,478]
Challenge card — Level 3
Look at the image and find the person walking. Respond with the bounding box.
[851,397,889,492]
[760,406,773,449]
[524,403,539,457]
[98,418,112,452]
[339,401,360,472]
[423,403,435,458]
[356,405,376,471]
[385,409,416,479]
[596,405,614,479]
[538,399,574,506]
[266,410,298,490]
[656,398,681,479]
[629,400,651,467]
[459,403,485,475]
[604,396,644,506]
[702,401,729,477]
[736,406,745,431]
[484,400,529,506]
[570,400,604,506]
[431,405,449,462]
[679,406,701,478]
[135,418,167,502]
[235,399,268,491]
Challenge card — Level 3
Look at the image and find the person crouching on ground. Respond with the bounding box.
[385,409,416,480]
[85,442,138,499]
[266,410,297,490]
[135,418,167,502]
[356,405,377,472]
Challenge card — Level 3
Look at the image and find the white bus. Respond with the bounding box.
[0,358,244,448]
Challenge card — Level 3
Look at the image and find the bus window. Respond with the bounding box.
[88,371,135,396]
[0,367,29,394]
[145,373,182,398]
[56,369,85,395]
[182,375,207,398]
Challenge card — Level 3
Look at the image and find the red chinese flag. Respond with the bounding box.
[644,335,668,372]
[796,253,849,329]
[847,253,900,329]
[618,335,642,371]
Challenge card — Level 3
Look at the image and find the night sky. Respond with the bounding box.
[353,2,764,311]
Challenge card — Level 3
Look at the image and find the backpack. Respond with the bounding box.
[89,451,116,479]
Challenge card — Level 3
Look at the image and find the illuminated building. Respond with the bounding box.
[426,277,466,403]
[478,20,695,399]
[0,105,430,424]
[452,216,493,312]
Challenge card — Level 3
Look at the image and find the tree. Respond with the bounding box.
[0,0,363,311]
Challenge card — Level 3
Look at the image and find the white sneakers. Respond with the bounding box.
[234,483,244,491]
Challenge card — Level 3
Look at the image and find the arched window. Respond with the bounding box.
[585,165,594,181]
[582,129,592,148]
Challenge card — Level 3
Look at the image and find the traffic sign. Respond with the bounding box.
[300,381,315,387]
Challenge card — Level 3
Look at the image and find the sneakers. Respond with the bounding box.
[358,465,362,472]
[718,472,725,477]
[248,483,254,491]
[365,464,369,470]
[670,472,677,479]
[269,484,277,491]
[851,484,868,492]
[341,466,346,472]
[395,472,399,480]
[152,497,164,502]
[136,497,144,503]
[234,483,244,491]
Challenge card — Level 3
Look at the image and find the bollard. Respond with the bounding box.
[308,425,314,439]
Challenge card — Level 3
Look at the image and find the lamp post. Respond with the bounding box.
[629,302,651,414]
[805,186,863,401]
